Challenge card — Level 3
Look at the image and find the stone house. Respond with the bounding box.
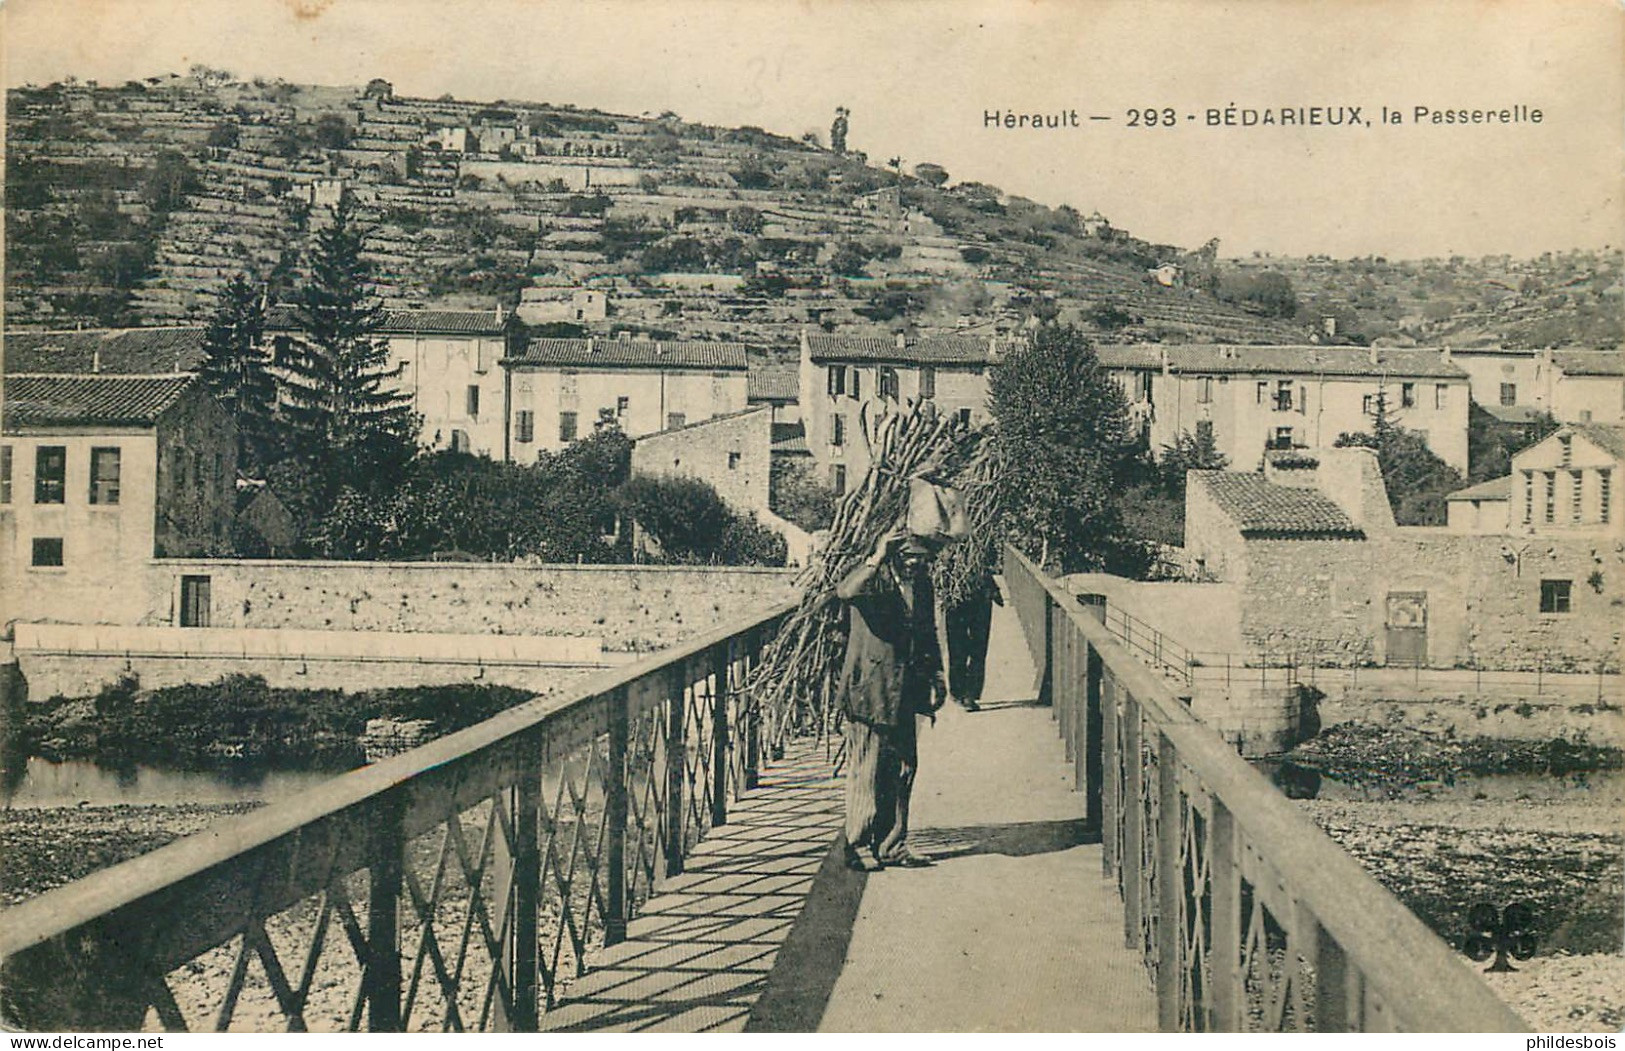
[1504,422,1622,537]
[1184,445,1622,671]
[1,374,238,628]
[1452,347,1623,426]
[267,307,511,458]
[1099,343,1472,472]
[501,336,750,459]
[797,331,1016,494]
[630,405,773,519]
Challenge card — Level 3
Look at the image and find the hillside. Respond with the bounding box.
[6,72,1309,349]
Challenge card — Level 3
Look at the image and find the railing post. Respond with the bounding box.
[1208,800,1242,1032]
[743,629,762,791]
[1121,695,1143,952]
[1039,590,1055,710]
[605,686,629,946]
[1084,634,1103,829]
[1155,733,1181,1032]
[710,641,731,829]
[1061,611,1076,760]
[364,792,404,1032]
[1100,668,1118,878]
[1312,918,1354,1032]
[663,662,688,880]
[501,763,541,1031]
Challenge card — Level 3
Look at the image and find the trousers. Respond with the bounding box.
[945,592,994,703]
[844,713,918,861]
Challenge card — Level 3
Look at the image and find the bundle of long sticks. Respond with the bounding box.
[748,400,983,751]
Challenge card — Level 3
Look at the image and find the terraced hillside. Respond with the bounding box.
[8,74,1311,347]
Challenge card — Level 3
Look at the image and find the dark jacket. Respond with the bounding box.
[834,559,943,728]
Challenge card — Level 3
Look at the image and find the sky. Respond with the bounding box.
[3,0,1621,260]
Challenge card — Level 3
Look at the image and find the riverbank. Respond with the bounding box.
[0,801,263,907]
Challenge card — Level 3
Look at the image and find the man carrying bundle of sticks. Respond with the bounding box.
[833,522,948,872]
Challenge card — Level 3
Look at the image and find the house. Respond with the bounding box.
[1,373,237,627]
[1099,344,1472,472]
[424,126,476,153]
[1183,445,1622,671]
[1504,422,1622,537]
[516,286,610,326]
[1444,476,1511,534]
[266,307,511,457]
[629,406,772,519]
[747,365,801,428]
[501,335,750,459]
[1451,347,1623,425]
[797,331,1017,494]
[4,326,209,375]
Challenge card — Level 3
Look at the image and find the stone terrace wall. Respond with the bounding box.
[142,560,798,653]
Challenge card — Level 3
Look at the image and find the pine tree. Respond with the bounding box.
[280,193,417,488]
[199,273,278,472]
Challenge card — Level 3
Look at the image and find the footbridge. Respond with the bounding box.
[0,547,1526,1032]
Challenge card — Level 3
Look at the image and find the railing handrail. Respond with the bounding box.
[0,598,795,962]
[1003,545,1527,1033]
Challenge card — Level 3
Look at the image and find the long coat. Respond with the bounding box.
[833,560,942,728]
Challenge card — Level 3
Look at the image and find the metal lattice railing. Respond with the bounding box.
[1002,545,1528,1033]
[0,605,790,1032]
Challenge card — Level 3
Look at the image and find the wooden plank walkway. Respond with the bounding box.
[542,587,1157,1032]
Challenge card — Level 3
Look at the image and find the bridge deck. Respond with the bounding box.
[543,591,1156,1032]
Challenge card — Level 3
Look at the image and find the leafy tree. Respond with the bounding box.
[769,459,836,532]
[988,323,1144,573]
[313,114,352,150]
[728,206,763,234]
[281,194,418,491]
[1467,403,1559,483]
[205,122,240,149]
[1159,428,1228,494]
[913,162,949,187]
[199,273,279,471]
[619,475,785,565]
[828,240,872,277]
[1334,394,1463,525]
[141,150,200,213]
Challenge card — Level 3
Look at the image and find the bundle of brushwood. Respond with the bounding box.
[746,401,989,750]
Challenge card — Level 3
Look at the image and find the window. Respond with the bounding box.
[1196,377,1213,404]
[466,385,480,417]
[515,410,535,443]
[728,451,741,470]
[1,446,10,504]
[957,408,973,428]
[559,412,579,442]
[827,364,846,397]
[666,412,686,431]
[1268,427,1294,450]
[879,366,900,401]
[1401,383,1416,408]
[848,367,861,399]
[1362,394,1377,416]
[1539,579,1572,614]
[1273,380,1293,412]
[1499,383,1517,406]
[561,369,579,396]
[180,575,211,628]
[1522,471,1535,524]
[1195,420,1214,445]
[1559,434,1572,467]
[450,429,471,453]
[1601,469,1612,524]
[1543,471,1556,524]
[919,366,936,399]
[1570,470,1584,523]
[89,447,121,505]
[617,396,630,416]
[31,538,64,567]
[34,446,66,504]
[831,413,846,447]
[1435,384,1448,410]
[830,464,847,495]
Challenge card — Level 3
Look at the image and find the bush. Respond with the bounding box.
[770,458,836,532]
[619,475,785,565]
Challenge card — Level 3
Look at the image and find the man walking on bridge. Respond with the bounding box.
[834,527,946,872]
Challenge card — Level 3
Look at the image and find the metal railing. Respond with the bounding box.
[0,601,794,1032]
[1004,545,1527,1033]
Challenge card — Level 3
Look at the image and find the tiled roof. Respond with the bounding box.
[771,434,811,455]
[505,337,748,370]
[2,374,198,430]
[1095,345,1163,369]
[1192,471,1365,538]
[806,335,1016,365]
[1097,343,1467,380]
[1446,475,1512,502]
[1479,403,1546,425]
[748,367,800,402]
[1572,422,1625,462]
[265,306,506,336]
[4,327,208,374]
[1553,350,1624,377]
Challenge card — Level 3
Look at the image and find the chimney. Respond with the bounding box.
[896,331,907,350]
[586,337,595,355]
[92,347,102,373]
[1440,344,1452,364]
[1368,344,1379,366]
